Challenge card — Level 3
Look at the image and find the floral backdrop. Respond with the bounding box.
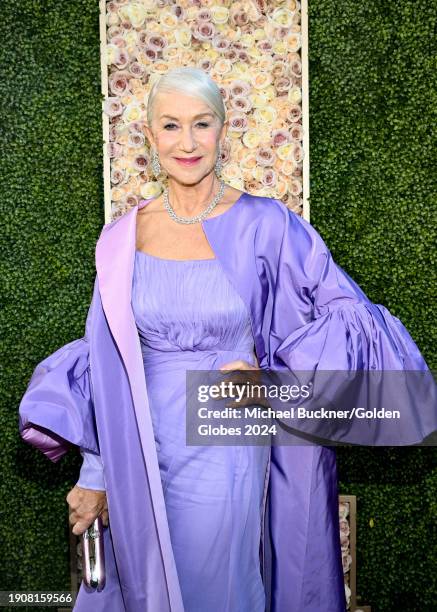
[103,0,305,220]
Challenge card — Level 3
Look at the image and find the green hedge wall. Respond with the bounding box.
[308,1,437,610]
[1,1,435,610]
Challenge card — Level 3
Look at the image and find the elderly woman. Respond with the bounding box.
[19,67,436,612]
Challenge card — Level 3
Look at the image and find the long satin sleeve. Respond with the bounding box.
[76,448,106,490]
[268,209,437,445]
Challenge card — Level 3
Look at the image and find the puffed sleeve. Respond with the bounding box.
[268,209,437,445]
[18,277,100,462]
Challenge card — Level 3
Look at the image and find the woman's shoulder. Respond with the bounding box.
[242,192,305,229]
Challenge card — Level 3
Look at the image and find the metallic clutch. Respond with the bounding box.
[82,516,106,590]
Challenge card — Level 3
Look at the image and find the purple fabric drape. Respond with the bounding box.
[19,193,436,611]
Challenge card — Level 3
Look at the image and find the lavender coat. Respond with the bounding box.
[18,193,436,611]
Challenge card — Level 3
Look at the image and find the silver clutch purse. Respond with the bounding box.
[82,516,106,590]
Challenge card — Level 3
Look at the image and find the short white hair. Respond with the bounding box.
[147,67,226,127]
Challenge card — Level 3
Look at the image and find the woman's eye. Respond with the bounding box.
[163,122,210,130]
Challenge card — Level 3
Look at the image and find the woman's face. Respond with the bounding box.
[145,91,227,186]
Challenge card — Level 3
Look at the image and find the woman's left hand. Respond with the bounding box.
[217,359,269,409]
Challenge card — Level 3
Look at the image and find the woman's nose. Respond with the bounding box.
[180,127,197,151]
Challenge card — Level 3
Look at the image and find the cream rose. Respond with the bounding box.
[221,161,243,182]
[251,72,273,90]
[280,159,296,176]
[253,106,277,125]
[107,12,119,27]
[242,130,261,149]
[120,3,147,28]
[211,6,229,24]
[271,7,294,28]
[111,186,125,202]
[140,181,163,200]
[106,44,119,66]
[174,27,192,47]
[287,86,302,105]
[162,45,181,61]
[287,33,302,52]
[123,102,143,123]
[160,11,179,30]
[214,58,232,75]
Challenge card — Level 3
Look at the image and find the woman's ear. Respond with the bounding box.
[144,123,155,148]
[219,120,228,148]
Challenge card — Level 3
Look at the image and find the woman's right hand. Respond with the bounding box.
[66,485,109,536]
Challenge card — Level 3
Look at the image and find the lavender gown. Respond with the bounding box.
[129,249,269,611]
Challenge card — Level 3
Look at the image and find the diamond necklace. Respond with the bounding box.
[163,180,226,224]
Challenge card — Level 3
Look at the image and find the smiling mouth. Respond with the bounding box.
[174,156,202,165]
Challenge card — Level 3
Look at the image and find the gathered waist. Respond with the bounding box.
[140,343,256,369]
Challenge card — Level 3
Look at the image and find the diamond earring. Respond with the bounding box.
[151,148,161,177]
[214,143,223,176]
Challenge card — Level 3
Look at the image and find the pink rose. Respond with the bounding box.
[128,61,144,78]
[110,168,125,185]
[275,27,289,40]
[287,104,302,123]
[230,96,252,113]
[107,26,122,40]
[219,85,230,102]
[290,59,302,77]
[171,5,185,20]
[271,129,291,147]
[109,71,131,96]
[230,79,251,98]
[198,8,212,21]
[107,142,123,158]
[290,124,303,141]
[272,62,287,78]
[197,58,212,73]
[110,35,126,49]
[237,50,250,62]
[138,32,148,47]
[125,194,139,207]
[231,9,249,27]
[212,36,231,52]
[144,47,158,61]
[104,97,123,118]
[109,124,117,142]
[339,518,350,537]
[289,178,303,195]
[228,112,249,133]
[257,39,273,53]
[224,48,238,62]
[107,1,118,13]
[256,147,275,167]
[254,0,268,14]
[128,132,146,148]
[342,551,352,574]
[193,22,216,41]
[147,34,168,52]
[275,76,292,94]
[133,155,149,172]
[340,533,350,550]
[219,141,231,165]
[114,48,129,69]
[261,168,277,187]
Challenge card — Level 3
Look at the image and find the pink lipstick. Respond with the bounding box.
[174,156,202,166]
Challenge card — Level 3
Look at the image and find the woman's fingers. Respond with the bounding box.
[66,485,108,535]
[214,360,268,407]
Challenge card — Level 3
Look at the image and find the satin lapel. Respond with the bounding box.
[95,204,184,612]
[202,194,267,367]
